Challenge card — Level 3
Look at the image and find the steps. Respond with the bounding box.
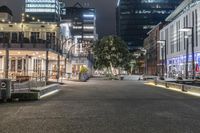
[11,84,60,101]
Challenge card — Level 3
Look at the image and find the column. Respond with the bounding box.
[45,50,49,85]
[22,58,24,75]
[57,54,60,82]
[4,49,9,78]
[26,55,29,75]
[64,58,67,78]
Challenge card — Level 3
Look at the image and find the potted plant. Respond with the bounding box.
[79,66,88,82]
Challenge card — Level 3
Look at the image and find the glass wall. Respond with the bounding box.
[117,0,183,50]
[25,0,60,22]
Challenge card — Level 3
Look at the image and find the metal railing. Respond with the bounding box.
[12,77,46,93]
[0,40,63,54]
[0,69,67,92]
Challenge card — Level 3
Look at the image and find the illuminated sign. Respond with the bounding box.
[83,14,95,18]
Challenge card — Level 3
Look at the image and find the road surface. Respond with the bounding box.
[0,79,200,133]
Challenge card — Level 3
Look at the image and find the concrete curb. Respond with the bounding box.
[11,92,39,101]
[11,84,60,101]
[31,84,60,98]
[147,80,200,95]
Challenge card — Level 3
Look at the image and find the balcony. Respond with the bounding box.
[0,38,63,54]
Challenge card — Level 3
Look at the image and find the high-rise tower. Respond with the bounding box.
[116,0,183,50]
[25,0,61,22]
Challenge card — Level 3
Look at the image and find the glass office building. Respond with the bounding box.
[61,3,96,43]
[25,0,61,22]
[61,3,96,76]
[116,0,183,50]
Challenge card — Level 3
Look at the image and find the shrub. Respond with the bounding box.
[80,66,88,74]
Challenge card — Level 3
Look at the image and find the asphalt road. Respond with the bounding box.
[1,79,200,133]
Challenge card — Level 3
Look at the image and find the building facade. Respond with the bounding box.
[117,0,183,50]
[144,22,166,76]
[160,0,200,78]
[25,0,61,22]
[61,3,97,75]
[0,6,13,22]
[0,21,70,81]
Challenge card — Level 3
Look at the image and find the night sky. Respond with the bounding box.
[0,0,117,38]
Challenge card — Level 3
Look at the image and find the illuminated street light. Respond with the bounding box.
[179,28,191,32]
[157,40,167,79]
[180,27,194,79]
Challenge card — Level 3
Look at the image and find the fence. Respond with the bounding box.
[12,78,46,93]
[0,69,69,92]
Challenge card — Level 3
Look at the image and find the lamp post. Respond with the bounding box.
[61,38,74,59]
[180,27,195,79]
[60,38,75,79]
[4,33,9,79]
[55,37,74,82]
[62,38,73,54]
[157,40,167,79]
[62,38,73,79]
[144,49,148,75]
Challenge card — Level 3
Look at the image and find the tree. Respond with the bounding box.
[93,35,130,75]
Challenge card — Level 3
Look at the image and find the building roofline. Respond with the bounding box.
[165,0,194,21]
[147,22,162,35]
[0,5,13,16]
[147,21,168,35]
[73,2,83,8]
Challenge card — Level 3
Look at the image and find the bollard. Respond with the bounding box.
[181,85,187,92]
[165,82,168,88]
[154,78,157,85]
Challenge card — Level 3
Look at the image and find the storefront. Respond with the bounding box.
[159,0,200,79]
[0,50,66,80]
[167,53,200,78]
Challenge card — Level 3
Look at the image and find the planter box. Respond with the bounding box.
[79,73,89,82]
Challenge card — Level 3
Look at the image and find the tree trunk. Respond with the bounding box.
[106,67,111,78]
[118,67,121,75]
[110,62,114,76]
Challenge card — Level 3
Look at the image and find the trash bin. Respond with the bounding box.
[120,76,124,80]
[0,79,11,102]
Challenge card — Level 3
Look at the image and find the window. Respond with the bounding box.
[46,32,55,44]
[19,32,24,43]
[31,32,40,43]
[11,32,18,43]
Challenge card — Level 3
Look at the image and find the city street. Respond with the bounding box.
[1,79,200,133]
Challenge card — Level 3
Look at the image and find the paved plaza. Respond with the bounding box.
[0,79,200,133]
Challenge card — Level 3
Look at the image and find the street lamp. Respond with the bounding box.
[143,49,148,75]
[180,27,195,79]
[56,37,74,82]
[60,38,73,55]
[157,40,167,79]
